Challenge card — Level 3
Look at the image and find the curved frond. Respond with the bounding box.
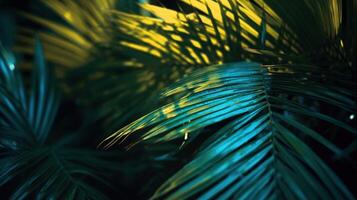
[103,62,356,199]
[74,66,192,132]
[109,0,342,66]
[16,0,117,68]
[0,38,59,146]
[69,0,348,134]
[0,41,116,199]
[0,146,116,200]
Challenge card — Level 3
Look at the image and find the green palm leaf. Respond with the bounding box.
[108,0,343,67]
[0,146,116,200]
[16,0,117,69]
[73,0,349,133]
[14,0,167,133]
[103,62,356,199]
[0,38,58,146]
[0,40,116,199]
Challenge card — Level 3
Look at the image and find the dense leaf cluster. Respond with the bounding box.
[1,0,356,199]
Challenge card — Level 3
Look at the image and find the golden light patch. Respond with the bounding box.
[171,35,184,42]
[162,104,178,118]
[190,40,202,49]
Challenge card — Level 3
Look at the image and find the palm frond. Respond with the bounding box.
[0,146,116,200]
[108,0,342,67]
[91,0,355,148]
[13,0,154,133]
[0,40,117,199]
[16,0,117,69]
[84,0,346,130]
[74,67,188,133]
[1,37,59,146]
[13,0,166,133]
[103,62,356,199]
[17,0,344,134]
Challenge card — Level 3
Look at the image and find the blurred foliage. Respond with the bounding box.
[0,0,357,199]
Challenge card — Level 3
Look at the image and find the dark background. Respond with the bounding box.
[1,0,356,199]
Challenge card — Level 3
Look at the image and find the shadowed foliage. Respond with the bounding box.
[103,62,356,199]
[101,0,357,199]
[0,39,119,200]
[0,0,356,199]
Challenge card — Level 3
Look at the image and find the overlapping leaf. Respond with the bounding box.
[0,41,117,199]
[74,0,347,132]
[73,65,194,133]
[12,0,158,134]
[16,0,117,69]
[109,0,342,66]
[103,62,356,199]
[16,0,345,134]
[0,39,59,146]
[0,146,117,200]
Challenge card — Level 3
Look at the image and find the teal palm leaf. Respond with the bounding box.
[76,0,349,134]
[0,146,115,200]
[103,62,356,199]
[0,40,116,199]
[71,64,193,133]
[0,39,58,146]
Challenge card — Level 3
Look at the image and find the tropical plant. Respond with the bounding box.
[0,0,356,199]
[102,0,357,199]
[14,0,170,132]
[104,62,356,199]
[0,39,121,199]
